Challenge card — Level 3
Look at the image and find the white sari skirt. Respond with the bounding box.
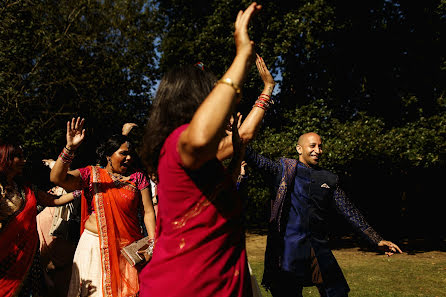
[67,229,103,297]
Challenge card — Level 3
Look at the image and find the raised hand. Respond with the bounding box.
[230,112,244,151]
[227,112,247,182]
[225,112,243,137]
[66,117,85,150]
[42,159,55,169]
[234,2,262,61]
[122,123,138,136]
[240,160,247,176]
[256,54,276,89]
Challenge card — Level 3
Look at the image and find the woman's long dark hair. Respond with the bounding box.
[140,64,217,175]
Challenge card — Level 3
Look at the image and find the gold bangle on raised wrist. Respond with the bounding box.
[216,78,241,97]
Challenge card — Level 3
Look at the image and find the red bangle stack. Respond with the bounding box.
[59,147,75,164]
[253,93,274,111]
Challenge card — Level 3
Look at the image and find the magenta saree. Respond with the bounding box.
[139,124,252,297]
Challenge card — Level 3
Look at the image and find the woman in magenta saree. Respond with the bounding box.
[138,3,269,296]
[140,124,250,296]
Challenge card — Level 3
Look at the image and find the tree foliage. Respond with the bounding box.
[154,0,445,122]
[1,0,160,162]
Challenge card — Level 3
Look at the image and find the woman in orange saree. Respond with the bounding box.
[0,140,81,297]
[50,120,156,297]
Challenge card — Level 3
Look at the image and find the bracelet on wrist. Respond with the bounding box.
[59,147,75,164]
[72,190,82,200]
[253,97,273,111]
[146,238,155,256]
[216,78,242,100]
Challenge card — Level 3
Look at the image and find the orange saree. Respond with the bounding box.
[80,166,144,297]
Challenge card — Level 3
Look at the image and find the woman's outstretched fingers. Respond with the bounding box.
[240,2,261,26]
[75,117,84,130]
[234,3,262,58]
[235,10,243,28]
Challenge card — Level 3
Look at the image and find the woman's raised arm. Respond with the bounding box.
[50,117,85,192]
[217,54,276,160]
[178,2,262,170]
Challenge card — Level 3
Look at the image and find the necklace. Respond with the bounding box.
[106,162,129,181]
[0,181,25,222]
[106,170,132,182]
[107,170,124,181]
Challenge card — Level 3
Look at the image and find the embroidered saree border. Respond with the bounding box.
[91,166,142,297]
[109,177,139,193]
[172,197,211,230]
[171,175,233,230]
[92,166,113,297]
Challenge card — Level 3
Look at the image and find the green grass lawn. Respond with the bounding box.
[246,234,446,297]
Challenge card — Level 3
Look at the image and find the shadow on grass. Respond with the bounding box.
[328,234,446,255]
[247,228,446,255]
[246,227,269,236]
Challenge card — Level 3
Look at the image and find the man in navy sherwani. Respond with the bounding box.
[245,132,402,297]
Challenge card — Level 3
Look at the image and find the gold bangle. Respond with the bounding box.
[216,78,241,96]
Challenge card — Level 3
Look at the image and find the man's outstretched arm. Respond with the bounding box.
[333,186,403,256]
[244,146,281,177]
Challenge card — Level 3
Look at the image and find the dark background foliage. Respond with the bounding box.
[1,0,445,248]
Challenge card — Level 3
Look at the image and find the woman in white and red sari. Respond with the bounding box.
[50,119,156,297]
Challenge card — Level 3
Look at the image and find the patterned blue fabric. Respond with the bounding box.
[334,187,383,245]
[272,158,297,230]
[244,147,281,177]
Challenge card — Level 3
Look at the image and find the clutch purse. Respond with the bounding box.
[121,236,155,266]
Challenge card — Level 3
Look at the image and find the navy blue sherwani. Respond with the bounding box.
[245,147,383,297]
